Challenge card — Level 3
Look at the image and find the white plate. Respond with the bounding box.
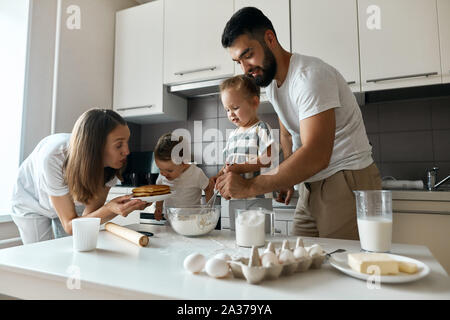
[329,252,430,284]
[131,192,172,203]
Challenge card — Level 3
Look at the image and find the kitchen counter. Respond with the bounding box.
[390,190,450,215]
[391,190,450,201]
[1,224,449,300]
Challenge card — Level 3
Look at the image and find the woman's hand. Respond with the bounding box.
[105,194,149,217]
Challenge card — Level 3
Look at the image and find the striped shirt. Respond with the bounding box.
[223,120,274,179]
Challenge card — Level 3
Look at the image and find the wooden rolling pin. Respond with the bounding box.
[105,222,149,247]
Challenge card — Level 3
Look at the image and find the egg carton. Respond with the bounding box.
[227,238,327,284]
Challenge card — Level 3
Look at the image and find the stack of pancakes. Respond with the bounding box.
[132,184,171,198]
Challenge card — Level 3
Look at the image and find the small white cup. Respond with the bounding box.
[72,218,101,252]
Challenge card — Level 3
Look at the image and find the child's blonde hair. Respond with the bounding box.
[219,74,260,100]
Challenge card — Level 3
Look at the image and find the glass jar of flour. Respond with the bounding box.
[235,209,265,247]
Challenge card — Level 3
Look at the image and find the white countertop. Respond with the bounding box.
[1,224,449,300]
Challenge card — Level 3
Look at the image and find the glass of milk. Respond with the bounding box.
[354,190,393,252]
[235,209,266,247]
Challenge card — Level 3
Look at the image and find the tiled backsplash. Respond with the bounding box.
[137,95,281,178]
[362,96,450,182]
[130,94,450,183]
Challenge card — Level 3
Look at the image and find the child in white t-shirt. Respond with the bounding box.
[154,133,214,220]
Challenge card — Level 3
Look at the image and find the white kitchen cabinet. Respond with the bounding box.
[393,212,450,275]
[274,220,288,236]
[358,0,442,91]
[113,1,187,124]
[163,0,234,85]
[221,217,230,230]
[234,0,290,76]
[273,207,294,236]
[291,0,361,92]
[287,221,294,236]
[438,0,450,84]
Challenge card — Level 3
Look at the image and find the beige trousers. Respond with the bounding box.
[291,162,382,240]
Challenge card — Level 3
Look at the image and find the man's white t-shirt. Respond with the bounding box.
[266,53,373,183]
[156,164,209,208]
[11,133,118,218]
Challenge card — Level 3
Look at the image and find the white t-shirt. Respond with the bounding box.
[156,164,209,208]
[11,133,118,218]
[266,53,373,183]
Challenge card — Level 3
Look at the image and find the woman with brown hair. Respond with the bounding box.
[10,108,149,244]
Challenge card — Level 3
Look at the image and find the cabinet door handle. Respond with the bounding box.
[347,81,356,85]
[116,105,153,112]
[366,72,438,83]
[174,66,217,76]
[275,228,282,234]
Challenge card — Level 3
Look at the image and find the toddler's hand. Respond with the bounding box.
[224,163,242,174]
[154,207,163,221]
[223,163,232,174]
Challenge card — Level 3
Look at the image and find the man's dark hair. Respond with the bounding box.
[221,7,277,48]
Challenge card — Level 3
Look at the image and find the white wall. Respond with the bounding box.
[54,0,137,133]
[21,0,137,160]
[0,0,30,214]
[21,0,57,161]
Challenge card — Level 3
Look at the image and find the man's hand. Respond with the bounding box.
[215,172,252,200]
[276,187,294,205]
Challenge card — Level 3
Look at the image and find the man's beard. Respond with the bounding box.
[248,44,277,87]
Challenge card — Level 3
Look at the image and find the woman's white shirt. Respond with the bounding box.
[11,133,118,218]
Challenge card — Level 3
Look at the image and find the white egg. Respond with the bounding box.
[278,249,295,264]
[308,244,324,257]
[264,242,276,254]
[261,251,279,267]
[205,258,229,278]
[293,246,309,259]
[282,239,291,251]
[214,252,231,261]
[183,253,206,274]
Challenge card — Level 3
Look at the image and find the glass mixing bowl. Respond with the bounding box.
[166,205,220,236]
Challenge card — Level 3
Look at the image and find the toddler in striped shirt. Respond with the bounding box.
[215,75,274,183]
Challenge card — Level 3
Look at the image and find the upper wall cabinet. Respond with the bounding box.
[291,0,361,92]
[438,0,450,84]
[113,1,186,124]
[234,0,290,76]
[163,0,234,85]
[358,0,442,91]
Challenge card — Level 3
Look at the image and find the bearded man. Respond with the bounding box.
[216,7,382,240]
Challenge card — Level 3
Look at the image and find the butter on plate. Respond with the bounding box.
[348,253,418,275]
